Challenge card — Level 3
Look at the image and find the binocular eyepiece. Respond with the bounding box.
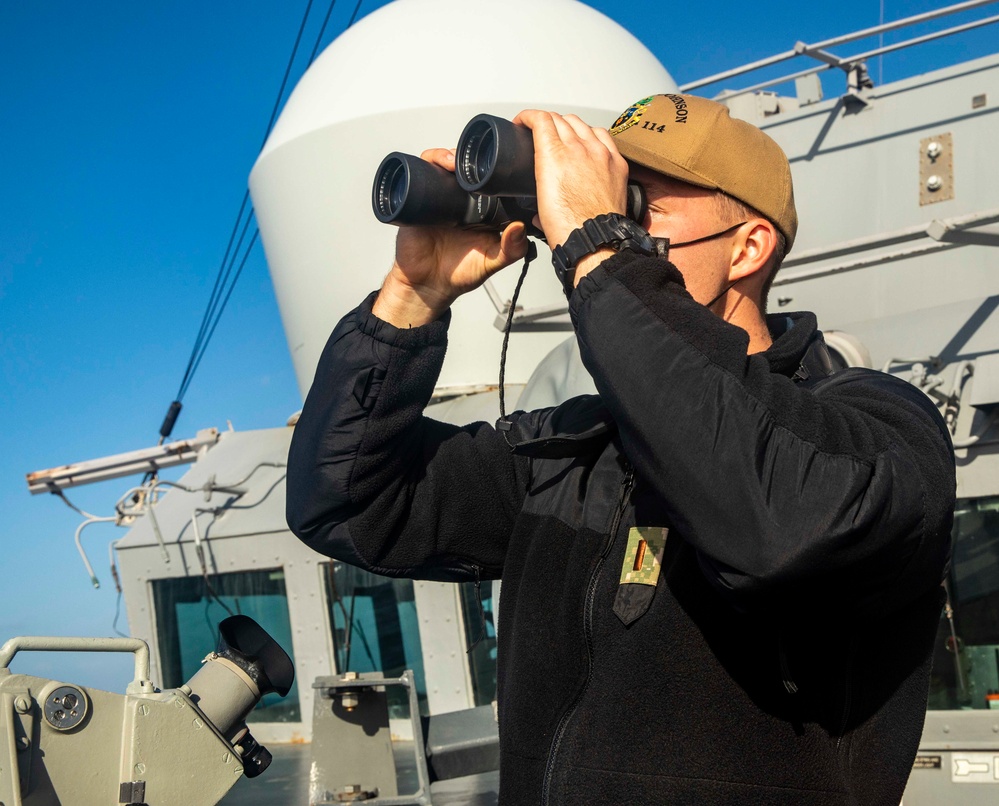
[372,114,646,238]
[185,615,295,779]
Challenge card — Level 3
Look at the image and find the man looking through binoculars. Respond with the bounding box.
[376,100,784,347]
[288,94,954,804]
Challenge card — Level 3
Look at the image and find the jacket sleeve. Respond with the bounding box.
[286,291,539,582]
[570,253,955,613]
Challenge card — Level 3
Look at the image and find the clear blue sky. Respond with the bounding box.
[1,0,995,690]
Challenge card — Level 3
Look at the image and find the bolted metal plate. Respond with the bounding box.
[920,132,955,205]
[44,685,88,731]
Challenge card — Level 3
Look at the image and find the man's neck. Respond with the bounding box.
[743,318,774,354]
[721,295,773,354]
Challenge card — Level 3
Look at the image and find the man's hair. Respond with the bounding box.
[715,192,787,311]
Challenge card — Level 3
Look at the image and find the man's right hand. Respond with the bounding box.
[372,148,530,328]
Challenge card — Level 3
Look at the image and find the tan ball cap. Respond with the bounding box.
[609,94,797,252]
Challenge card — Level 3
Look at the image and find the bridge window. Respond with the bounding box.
[928,496,999,710]
[322,562,427,718]
[151,568,300,722]
[460,581,497,706]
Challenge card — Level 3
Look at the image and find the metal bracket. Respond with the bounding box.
[921,133,955,205]
[311,671,431,806]
[310,671,500,806]
[119,780,146,804]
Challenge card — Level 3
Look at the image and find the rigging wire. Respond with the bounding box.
[182,229,261,397]
[109,540,129,637]
[308,0,342,63]
[346,0,365,27]
[112,592,129,638]
[182,0,350,399]
[171,0,316,401]
[176,208,257,403]
[164,0,361,439]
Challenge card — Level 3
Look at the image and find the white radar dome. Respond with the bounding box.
[251,0,675,399]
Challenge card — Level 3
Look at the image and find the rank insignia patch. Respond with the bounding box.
[619,526,668,586]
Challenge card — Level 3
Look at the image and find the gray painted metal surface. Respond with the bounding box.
[115,407,494,744]
[0,662,244,805]
[311,672,404,803]
[309,670,499,806]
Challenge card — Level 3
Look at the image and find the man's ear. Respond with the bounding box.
[728,219,777,284]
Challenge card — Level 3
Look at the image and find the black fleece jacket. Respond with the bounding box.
[288,251,955,805]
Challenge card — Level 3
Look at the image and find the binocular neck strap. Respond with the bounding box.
[497,241,539,447]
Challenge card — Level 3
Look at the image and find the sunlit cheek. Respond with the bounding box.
[676,246,728,306]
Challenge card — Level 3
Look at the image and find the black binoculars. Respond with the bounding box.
[371,114,647,239]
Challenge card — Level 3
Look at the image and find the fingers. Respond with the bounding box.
[515,109,598,149]
[591,126,624,162]
[420,147,456,171]
[560,114,601,143]
[515,110,608,153]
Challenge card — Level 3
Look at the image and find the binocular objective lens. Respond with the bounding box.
[378,160,408,217]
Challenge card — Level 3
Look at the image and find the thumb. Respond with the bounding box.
[486,221,530,273]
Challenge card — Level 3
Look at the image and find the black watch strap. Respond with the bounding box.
[552,213,655,295]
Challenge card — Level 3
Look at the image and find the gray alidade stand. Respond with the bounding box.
[310,670,500,805]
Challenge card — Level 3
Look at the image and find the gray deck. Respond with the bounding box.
[220,743,499,805]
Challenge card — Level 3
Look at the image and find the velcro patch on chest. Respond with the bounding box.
[613,527,669,626]
[619,526,668,586]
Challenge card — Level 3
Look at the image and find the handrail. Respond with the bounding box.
[680,0,999,94]
[782,209,999,270]
[774,208,999,286]
[0,636,151,685]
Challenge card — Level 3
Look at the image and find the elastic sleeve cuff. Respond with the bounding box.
[568,251,687,326]
[355,290,453,350]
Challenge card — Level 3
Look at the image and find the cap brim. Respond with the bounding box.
[615,139,720,193]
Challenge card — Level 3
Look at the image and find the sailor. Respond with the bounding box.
[287,94,954,805]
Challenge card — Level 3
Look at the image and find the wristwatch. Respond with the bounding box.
[552,213,656,295]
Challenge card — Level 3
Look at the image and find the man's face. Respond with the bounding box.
[629,164,742,307]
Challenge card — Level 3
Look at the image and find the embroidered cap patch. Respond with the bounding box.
[609,96,654,136]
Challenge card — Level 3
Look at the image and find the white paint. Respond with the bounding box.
[259,0,672,160]
[950,753,999,783]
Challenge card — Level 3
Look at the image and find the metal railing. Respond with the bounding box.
[679,0,999,101]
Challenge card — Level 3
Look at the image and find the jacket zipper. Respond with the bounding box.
[466,564,488,653]
[541,465,635,806]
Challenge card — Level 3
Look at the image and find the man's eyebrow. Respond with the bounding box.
[645,191,674,209]
[638,177,675,200]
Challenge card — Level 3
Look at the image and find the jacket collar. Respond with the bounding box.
[763,311,834,382]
